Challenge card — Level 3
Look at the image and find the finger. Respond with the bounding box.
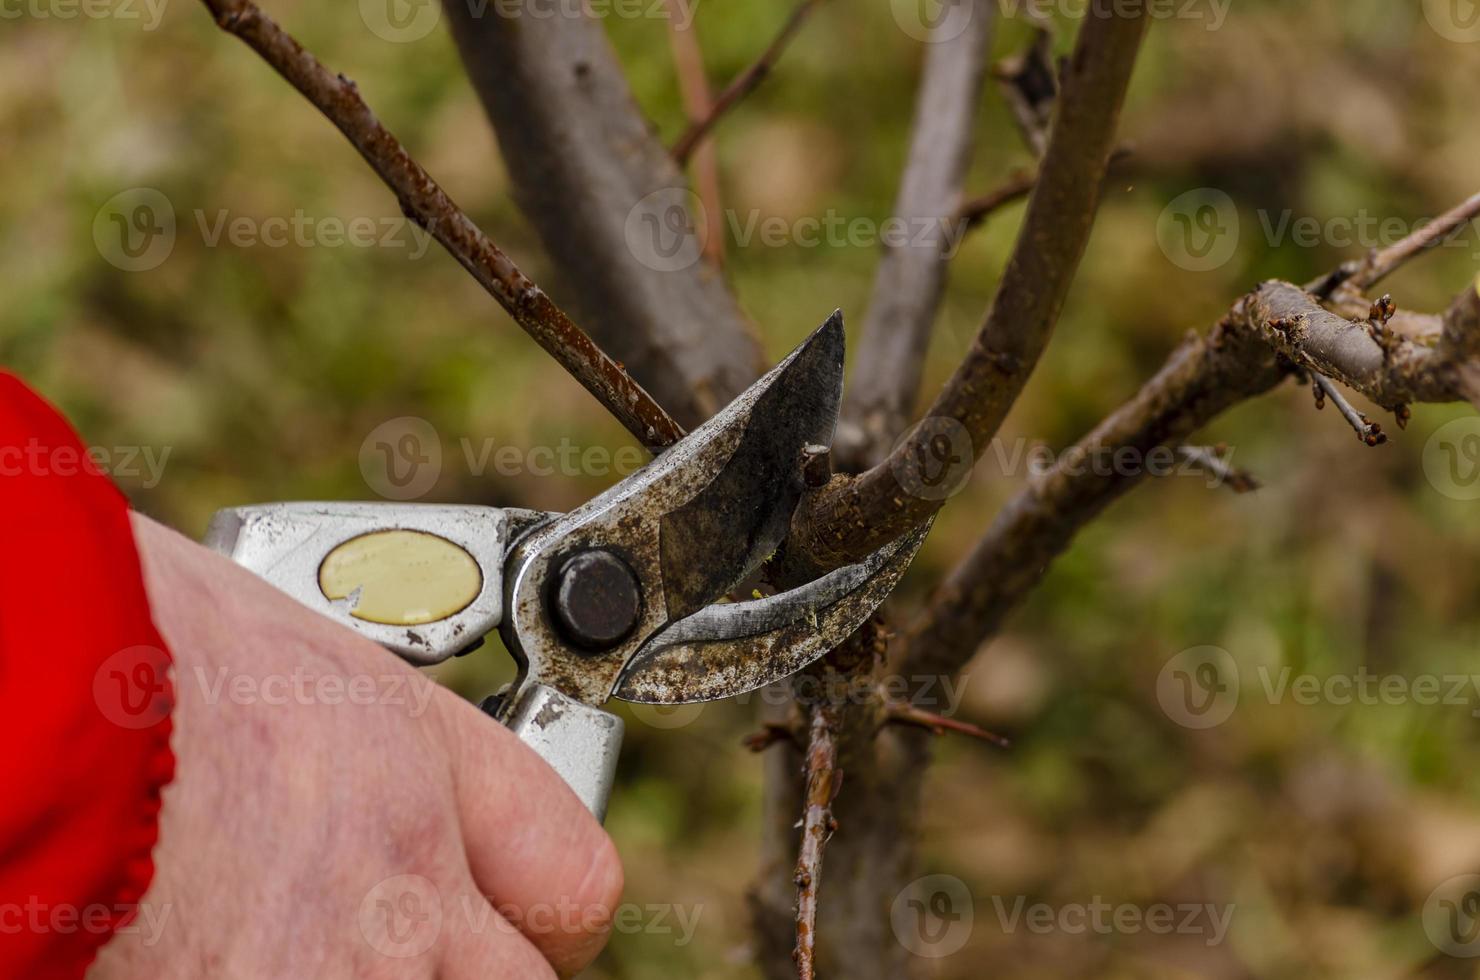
[441,693,624,975]
[440,889,558,980]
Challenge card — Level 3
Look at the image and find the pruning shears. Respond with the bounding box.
[203,315,929,820]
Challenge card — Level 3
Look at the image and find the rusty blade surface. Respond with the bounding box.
[612,518,933,704]
[501,312,846,705]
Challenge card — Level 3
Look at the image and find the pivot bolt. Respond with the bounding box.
[551,549,641,650]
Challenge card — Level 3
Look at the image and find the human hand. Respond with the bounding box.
[89,515,623,979]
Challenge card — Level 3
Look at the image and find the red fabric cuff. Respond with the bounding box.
[0,373,176,979]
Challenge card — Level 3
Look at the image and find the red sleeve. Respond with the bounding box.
[0,374,176,979]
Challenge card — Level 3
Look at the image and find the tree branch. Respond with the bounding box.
[795,2,1151,567]
[1249,280,1470,408]
[669,0,824,166]
[793,705,840,980]
[1352,191,1480,292]
[443,0,763,427]
[194,0,683,448]
[900,267,1480,679]
[836,0,995,468]
[899,312,1284,679]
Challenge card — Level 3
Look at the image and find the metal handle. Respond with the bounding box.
[491,684,624,823]
[207,503,624,821]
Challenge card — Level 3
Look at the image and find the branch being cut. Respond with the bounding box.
[444,0,762,427]
[793,706,840,980]
[195,0,684,448]
[796,2,1151,567]
[837,0,995,468]
[670,0,824,166]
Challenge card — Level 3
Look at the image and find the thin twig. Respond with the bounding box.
[1355,191,1480,291]
[883,700,1010,747]
[195,0,684,449]
[665,0,725,267]
[1310,191,1480,298]
[793,706,840,980]
[1175,445,1260,493]
[1311,374,1387,446]
[670,0,824,165]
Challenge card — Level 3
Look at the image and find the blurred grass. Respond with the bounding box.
[5,0,1480,976]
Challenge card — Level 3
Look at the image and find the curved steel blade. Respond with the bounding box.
[501,312,847,705]
[612,517,933,704]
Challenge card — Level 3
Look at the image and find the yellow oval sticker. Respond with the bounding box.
[319,530,482,626]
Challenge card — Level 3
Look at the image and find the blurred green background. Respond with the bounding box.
[5,0,1480,976]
